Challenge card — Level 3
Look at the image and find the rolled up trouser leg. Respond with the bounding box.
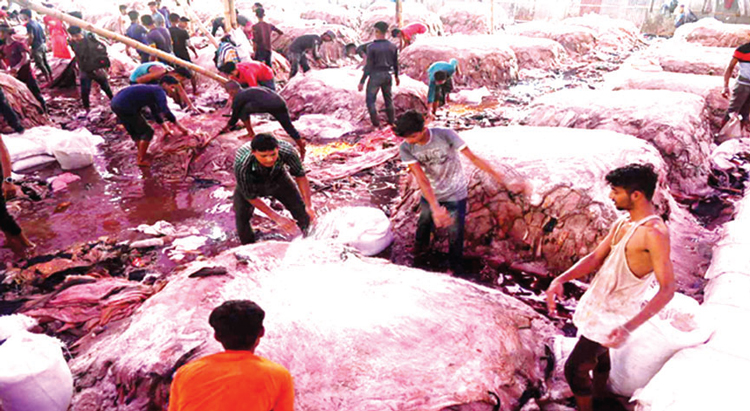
[233,189,256,244]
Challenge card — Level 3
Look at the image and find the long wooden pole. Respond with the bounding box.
[175,0,219,48]
[11,0,228,84]
[490,0,494,34]
[395,0,403,28]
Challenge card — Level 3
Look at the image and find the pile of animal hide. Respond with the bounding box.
[673,17,750,48]
[360,1,443,42]
[107,43,138,79]
[299,7,362,31]
[273,23,359,67]
[505,21,597,56]
[438,1,506,35]
[622,40,734,76]
[280,68,428,125]
[499,35,567,70]
[0,73,49,132]
[559,14,643,54]
[603,69,727,132]
[399,35,519,87]
[389,127,714,295]
[522,89,714,196]
[68,240,559,411]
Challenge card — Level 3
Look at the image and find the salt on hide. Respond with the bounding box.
[399,35,519,87]
[622,40,735,76]
[523,88,715,196]
[68,240,558,411]
[673,17,750,48]
[280,68,428,125]
[389,126,714,295]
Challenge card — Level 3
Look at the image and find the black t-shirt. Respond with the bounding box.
[169,26,190,60]
[228,87,286,127]
[289,34,321,54]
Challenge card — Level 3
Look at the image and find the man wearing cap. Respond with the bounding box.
[358,21,398,128]
[287,31,335,78]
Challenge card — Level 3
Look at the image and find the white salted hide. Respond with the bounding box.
[69,240,558,411]
[673,17,750,48]
[0,315,73,411]
[311,206,393,256]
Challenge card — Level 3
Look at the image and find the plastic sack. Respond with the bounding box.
[311,206,394,256]
[0,317,73,411]
[716,112,745,143]
[49,128,103,170]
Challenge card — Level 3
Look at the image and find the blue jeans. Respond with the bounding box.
[415,197,467,274]
[365,71,394,127]
[80,69,113,109]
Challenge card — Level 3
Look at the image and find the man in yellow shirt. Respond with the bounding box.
[168,300,294,411]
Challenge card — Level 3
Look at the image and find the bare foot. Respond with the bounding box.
[241,133,255,139]
[137,159,152,167]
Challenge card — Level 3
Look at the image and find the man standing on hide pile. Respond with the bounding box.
[169,300,294,411]
[232,133,314,245]
[395,110,521,277]
[545,164,676,411]
[358,21,398,128]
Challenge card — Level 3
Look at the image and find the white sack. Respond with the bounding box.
[312,206,394,256]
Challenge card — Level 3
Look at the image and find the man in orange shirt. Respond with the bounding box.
[168,300,294,411]
[219,60,276,91]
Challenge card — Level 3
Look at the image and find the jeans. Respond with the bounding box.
[254,48,273,67]
[31,44,52,80]
[727,81,750,125]
[233,175,310,244]
[564,335,612,397]
[416,197,467,274]
[365,71,394,127]
[288,51,310,78]
[80,69,114,109]
[0,88,23,132]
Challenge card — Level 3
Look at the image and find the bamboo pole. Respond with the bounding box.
[11,0,228,84]
[175,0,219,48]
[490,0,494,34]
[395,0,403,28]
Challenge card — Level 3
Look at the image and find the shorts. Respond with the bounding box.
[117,112,154,142]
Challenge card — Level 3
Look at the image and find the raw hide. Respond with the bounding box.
[622,40,735,76]
[559,14,643,54]
[522,88,715,196]
[0,73,49,132]
[68,240,558,411]
[506,21,597,56]
[280,68,428,125]
[389,127,714,295]
[273,23,360,66]
[299,7,362,31]
[360,1,443,42]
[673,17,750,48]
[439,2,508,35]
[399,35,519,87]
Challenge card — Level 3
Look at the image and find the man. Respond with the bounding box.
[211,10,249,37]
[395,110,518,276]
[358,21,398,128]
[117,4,129,35]
[169,13,198,93]
[287,31,335,78]
[722,40,750,133]
[130,62,195,110]
[251,7,282,68]
[147,1,166,28]
[215,35,241,69]
[110,78,190,167]
[168,300,294,411]
[19,9,52,84]
[155,0,170,28]
[142,14,173,58]
[67,26,114,111]
[219,61,275,90]
[427,58,460,116]
[345,41,371,67]
[218,82,306,158]
[126,10,150,63]
[674,4,698,28]
[1,134,34,253]
[0,25,47,113]
[545,164,676,411]
[392,22,427,51]
[232,134,313,244]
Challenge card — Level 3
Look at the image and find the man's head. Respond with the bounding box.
[391,28,402,39]
[255,7,265,19]
[169,13,180,24]
[321,30,335,42]
[159,74,180,94]
[209,301,266,353]
[253,2,263,12]
[394,110,429,144]
[19,9,30,22]
[344,43,356,57]
[119,4,127,14]
[223,79,241,96]
[67,25,84,41]
[605,163,658,210]
[148,1,157,11]
[251,133,280,167]
[173,66,192,81]
[69,11,83,20]
[219,61,239,77]
[373,21,388,38]
[141,15,154,28]
[433,70,448,85]
[178,16,189,28]
[128,10,139,22]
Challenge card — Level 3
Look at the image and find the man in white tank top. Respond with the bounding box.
[545,164,676,411]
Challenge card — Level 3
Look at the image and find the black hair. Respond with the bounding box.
[67,26,82,35]
[19,9,31,18]
[251,133,278,152]
[169,13,180,22]
[159,75,180,85]
[69,11,83,19]
[173,66,192,79]
[141,15,154,26]
[434,70,447,82]
[394,110,425,137]
[373,21,388,34]
[391,28,401,38]
[209,300,265,350]
[220,35,236,46]
[321,30,335,40]
[179,16,190,22]
[255,7,265,18]
[128,10,139,21]
[119,4,127,10]
[148,1,157,6]
[605,163,658,201]
[344,43,356,52]
[219,61,236,74]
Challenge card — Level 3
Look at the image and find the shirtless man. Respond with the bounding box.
[545,163,676,411]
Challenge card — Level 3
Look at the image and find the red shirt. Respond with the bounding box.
[401,22,427,41]
[234,61,274,86]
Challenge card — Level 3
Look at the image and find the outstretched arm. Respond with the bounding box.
[408,162,452,228]
[723,57,739,98]
[460,147,525,194]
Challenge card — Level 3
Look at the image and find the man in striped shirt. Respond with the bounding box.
[233,133,315,244]
[722,41,750,131]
